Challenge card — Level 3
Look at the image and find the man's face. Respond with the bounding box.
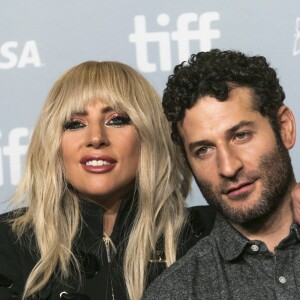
[178,87,294,224]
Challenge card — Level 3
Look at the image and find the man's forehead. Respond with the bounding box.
[177,87,259,139]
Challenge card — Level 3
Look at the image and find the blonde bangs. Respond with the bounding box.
[43,61,154,135]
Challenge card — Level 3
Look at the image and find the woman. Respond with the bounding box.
[0,61,215,299]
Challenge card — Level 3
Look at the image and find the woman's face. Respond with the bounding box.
[61,101,140,207]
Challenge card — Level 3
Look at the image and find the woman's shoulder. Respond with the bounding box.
[0,210,17,237]
[0,208,27,237]
[0,209,35,299]
[0,208,32,260]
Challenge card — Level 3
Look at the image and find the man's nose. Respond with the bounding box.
[217,146,243,178]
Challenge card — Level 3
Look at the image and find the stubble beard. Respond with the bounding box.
[195,140,294,225]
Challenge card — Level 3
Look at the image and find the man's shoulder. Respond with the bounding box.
[170,235,216,275]
[144,235,216,299]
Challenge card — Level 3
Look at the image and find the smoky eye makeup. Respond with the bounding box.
[63,118,88,131]
[104,113,132,128]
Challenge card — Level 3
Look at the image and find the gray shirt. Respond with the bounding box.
[143,214,300,300]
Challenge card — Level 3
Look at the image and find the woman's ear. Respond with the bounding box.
[277,105,296,150]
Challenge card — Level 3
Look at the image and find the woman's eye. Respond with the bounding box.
[105,115,132,128]
[63,120,87,131]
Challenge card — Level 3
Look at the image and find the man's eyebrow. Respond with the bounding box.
[188,121,255,152]
[226,121,255,137]
[189,140,213,152]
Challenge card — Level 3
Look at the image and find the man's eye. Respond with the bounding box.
[195,147,209,157]
[105,115,132,128]
[234,131,251,141]
[63,120,87,131]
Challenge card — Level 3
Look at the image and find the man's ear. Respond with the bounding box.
[277,105,296,150]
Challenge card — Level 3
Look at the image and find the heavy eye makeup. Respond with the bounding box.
[104,113,132,128]
[63,111,132,131]
[63,118,87,131]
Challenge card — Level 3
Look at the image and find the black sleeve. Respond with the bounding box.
[176,205,216,259]
[0,213,27,299]
[188,205,216,238]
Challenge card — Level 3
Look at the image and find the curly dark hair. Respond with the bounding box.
[162,49,285,143]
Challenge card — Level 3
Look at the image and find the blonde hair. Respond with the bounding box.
[11,61,191,299]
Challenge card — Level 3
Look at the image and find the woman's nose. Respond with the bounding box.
[86,124,109,148]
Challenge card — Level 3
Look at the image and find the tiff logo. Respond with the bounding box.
[129,12,220,72]
[293,17,300,56]
[0,128,30,186]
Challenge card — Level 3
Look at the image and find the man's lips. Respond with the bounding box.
[223,181,256,198]
[80,155,116,173]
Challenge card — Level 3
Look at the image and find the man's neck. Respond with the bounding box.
[231,189,295,253]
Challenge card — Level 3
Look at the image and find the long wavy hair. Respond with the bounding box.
[11,61,191,299]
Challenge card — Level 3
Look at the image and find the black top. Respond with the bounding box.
[0,193,215,300]
[144,213,300,300]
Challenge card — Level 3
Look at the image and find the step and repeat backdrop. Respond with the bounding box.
[1,0,299,212]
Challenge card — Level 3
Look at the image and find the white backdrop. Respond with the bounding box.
[1,0,299,212]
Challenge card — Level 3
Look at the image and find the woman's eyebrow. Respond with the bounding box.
[71,111,87,116]
[71,105,114,116]
[101,105,114,113]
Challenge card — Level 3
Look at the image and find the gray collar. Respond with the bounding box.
[212,213,300,261]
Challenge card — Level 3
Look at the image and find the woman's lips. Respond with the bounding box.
[80,155,117,174]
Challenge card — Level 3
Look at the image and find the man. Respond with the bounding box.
[144,49,300,299]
